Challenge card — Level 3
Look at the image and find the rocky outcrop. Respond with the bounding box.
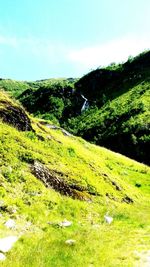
[0,98,33,131]
[31,161,91,201]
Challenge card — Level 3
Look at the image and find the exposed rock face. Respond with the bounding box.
[31,161,91,201]
[0,103,33,131]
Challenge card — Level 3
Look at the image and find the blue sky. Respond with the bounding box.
[0,0,150,80]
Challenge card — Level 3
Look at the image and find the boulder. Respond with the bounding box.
[0,236,18,253]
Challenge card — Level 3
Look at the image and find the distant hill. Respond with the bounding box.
[0,78,81,124]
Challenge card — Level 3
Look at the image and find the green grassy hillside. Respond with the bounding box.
[0,91,150,266]
[0,79,30,97]
[0,52,149,165]
[65,51,150,164]
[66,80,150,164]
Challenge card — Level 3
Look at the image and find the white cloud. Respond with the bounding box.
[1,34,149,69]
[68,36,150,69]
[0,33,149,79]
[0,34,68,61]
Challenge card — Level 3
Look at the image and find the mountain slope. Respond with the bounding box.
[0,91,150,266]
[65,51,150,164]
[1,51,149,164]
[75,50,150,105]
[66,80,150,164]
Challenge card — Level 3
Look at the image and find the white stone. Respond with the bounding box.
[65,239,76,245]
[0,252,6,261]
[59,219,72,227]
[4,219,15,229]
[0,236,18,253]
[104,215,113,224]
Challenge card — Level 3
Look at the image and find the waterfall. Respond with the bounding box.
[81,94,89,112]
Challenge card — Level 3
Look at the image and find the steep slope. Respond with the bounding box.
[0,91,150,266]
[65,51,150,164]
[66,81,150,164]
